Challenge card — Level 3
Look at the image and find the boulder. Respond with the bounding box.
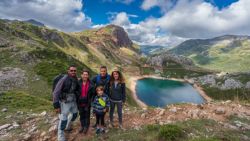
[1,108,7,112]
[0,124,11,131]
[215,107,226,115]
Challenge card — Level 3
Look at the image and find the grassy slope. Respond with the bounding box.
[189,40,250,73]
[0,19,138,108]
[88,118,250,141]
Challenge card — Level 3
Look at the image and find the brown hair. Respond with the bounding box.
[110,70,125,85]
[100,66,107,70]
[96,85,104,91]
[82,69,90,74]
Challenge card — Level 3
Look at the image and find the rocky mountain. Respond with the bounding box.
[139,45,166,56]
[24,19,45,27]
[0,18,143,140]
[169,35,250,72]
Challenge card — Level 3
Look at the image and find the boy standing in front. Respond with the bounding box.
[92,86,110,135]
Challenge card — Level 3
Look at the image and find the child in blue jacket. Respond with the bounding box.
[92,86,110,134]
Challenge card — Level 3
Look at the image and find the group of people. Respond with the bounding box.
[52,65,126,141]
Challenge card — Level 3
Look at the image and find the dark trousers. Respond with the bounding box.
[96,113,105,126]
[109,101,123,124]
[79,106,90,129]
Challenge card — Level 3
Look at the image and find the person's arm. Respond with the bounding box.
[75,81,81,105]
[122,83,126,103]
[53,76,67,109]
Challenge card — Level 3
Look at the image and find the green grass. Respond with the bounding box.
[189,40,250,73]
[31,48,95,85]
[0,91,52,125]
[161,60,211,78]
[88,119,248,141]
[203,86,250,102]
[158,124,185,141]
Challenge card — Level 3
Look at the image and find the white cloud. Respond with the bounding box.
[141,0,176,13]
[110,12,185,46]
[0,0,92,32]
[103,0,135,5]
[141,0,250,38]
[111,12,131,26]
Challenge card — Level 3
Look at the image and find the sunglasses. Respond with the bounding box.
[69,70,76,72]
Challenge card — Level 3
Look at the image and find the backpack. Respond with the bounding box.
[52,74,65,92]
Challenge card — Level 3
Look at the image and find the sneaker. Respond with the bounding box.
[100,128,105,134]
[95,128,101,135]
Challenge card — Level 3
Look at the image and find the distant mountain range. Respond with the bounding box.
[168,35,250,72]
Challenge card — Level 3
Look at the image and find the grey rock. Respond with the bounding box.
[12,122,20,128]
[0,67,27,91]
[23,134,31,140]
[40,111,47,116]
[1,108,7,112]
[215,107,226,115]
[169,107,177,113]
[0,124,11,131]
[245,81,250,89]
[158,109,165,116]
[221,79,243,90]
[140,113,146,119]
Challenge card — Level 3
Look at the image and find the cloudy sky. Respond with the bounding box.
[0,0,249,47]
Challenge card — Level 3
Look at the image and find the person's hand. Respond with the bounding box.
[55,108,61,113]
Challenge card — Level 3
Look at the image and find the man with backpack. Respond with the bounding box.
[53,65,80,141]
[77,70,95,134]
[91,66,111,128]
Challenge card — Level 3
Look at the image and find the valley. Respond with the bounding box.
[0,19,250,141]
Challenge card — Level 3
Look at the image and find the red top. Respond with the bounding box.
[80,80,90,107]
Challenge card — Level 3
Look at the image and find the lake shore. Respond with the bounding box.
[129,75,212,109]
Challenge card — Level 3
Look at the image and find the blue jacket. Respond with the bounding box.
[92,94,110,114]
[91,74,111,96]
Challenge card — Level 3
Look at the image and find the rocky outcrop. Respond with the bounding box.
[0,67,27,91]
[147,52,194,67]
[191,73,249,90]
[98,24,133,47]
[221,79,243,90]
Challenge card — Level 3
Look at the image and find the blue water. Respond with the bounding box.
[136,78,205,107]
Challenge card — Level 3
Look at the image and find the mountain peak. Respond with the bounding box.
[97,24,133,47]
[24,19,45,27]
